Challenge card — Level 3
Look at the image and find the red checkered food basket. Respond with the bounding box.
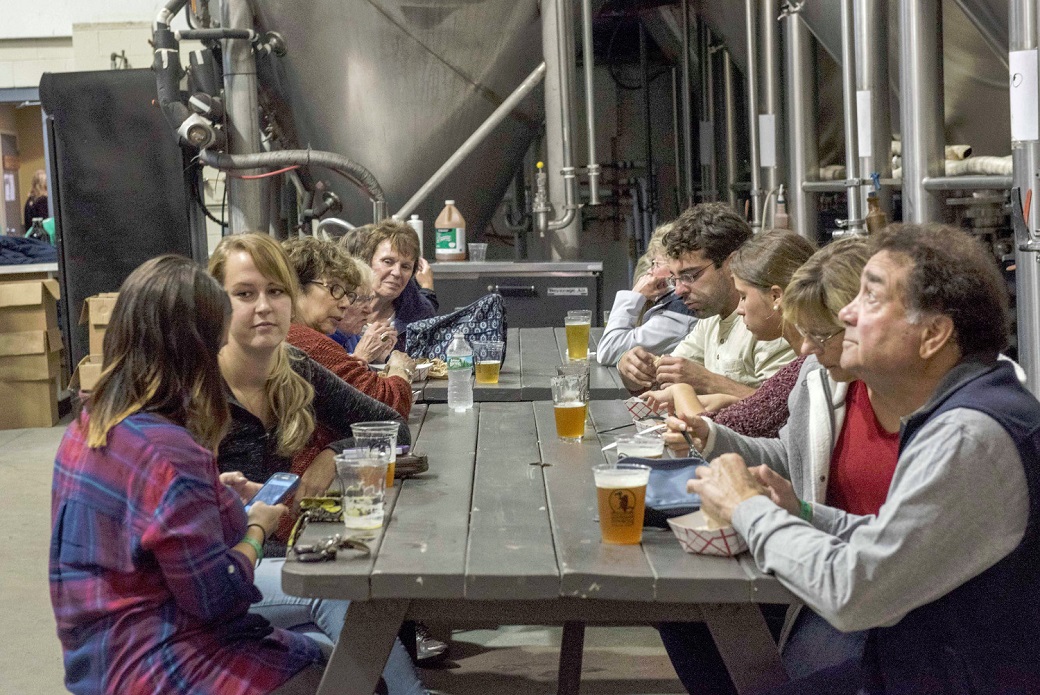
[667,510,749,557]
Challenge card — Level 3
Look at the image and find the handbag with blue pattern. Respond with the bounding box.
[405,293,507,361]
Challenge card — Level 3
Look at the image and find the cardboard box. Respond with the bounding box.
[75,354,104,392]
[0,329,63,381]
[0,279,60,333]
[0,378,59,429]
[79,293,119,357]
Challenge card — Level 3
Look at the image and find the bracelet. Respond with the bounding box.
[246,523,268,547]
[798,499,814,523]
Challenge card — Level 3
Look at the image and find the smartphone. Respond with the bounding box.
[244,472,300,512]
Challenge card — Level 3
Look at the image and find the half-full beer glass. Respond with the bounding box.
[551,374,588,441]
[593,463,651,544]
[565,310,592,361]
[351,421,400,488]
[473,340,504,384]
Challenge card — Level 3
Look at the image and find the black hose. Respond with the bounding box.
[152,24,190,132]
[176,28,255,42]
[198,149,387,204]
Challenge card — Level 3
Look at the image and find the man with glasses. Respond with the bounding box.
[617,203,795,398]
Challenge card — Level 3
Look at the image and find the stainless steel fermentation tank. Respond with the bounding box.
[253,0,544,251]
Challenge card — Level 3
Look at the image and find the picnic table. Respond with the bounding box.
[284,398,793,694]
[419,327,630,402]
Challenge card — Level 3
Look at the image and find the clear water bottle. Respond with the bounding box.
[446,330,473,412]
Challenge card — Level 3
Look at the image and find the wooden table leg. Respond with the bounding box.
[556,620,586,695]
[318,600,409,695]
[702,603,788,695]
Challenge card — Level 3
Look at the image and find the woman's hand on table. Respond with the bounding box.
[687,454,766,526]
[296,449,338,510]
[662,410,710,456]
[220,471,262,505]
[415,258,434,290]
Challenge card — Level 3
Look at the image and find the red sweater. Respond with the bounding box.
[287,323,412,417]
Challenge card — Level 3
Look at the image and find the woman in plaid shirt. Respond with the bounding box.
[49,256,325,694]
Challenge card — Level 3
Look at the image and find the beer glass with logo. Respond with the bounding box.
[351,421,400,488]
[473,340,504,384]
[335,448,390,530]
[551,374,588,441]
[593,463,651,544]
[565,310,592,361]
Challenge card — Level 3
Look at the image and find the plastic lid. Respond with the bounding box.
[445,200,455,205]
[410,214,419,220]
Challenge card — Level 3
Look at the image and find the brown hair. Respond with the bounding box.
[87,255,230,450]
[356,219,421,268]
[783,236,872,333]
[282,235,363,292]
[872,223,1009,358]
[662,203,752,266]
[208,233,316,456]
[731,230,816,290]
[338,224,373,258]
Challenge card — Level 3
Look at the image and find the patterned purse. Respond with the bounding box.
[405,293,507,361]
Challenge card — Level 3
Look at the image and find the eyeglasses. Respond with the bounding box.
[797,326,844,349]
[665,263,714,289]
[308,280,358,304]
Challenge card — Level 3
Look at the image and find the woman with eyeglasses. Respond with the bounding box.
[658,236,901,695]
[597,222,699,366]
[283,236,415,417]
[644,230,816,439]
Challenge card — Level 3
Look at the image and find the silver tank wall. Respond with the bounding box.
[253,0,544,245]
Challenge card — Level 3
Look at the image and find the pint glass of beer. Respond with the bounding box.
[593,463,651,544]
[351,421,400,488]
[565,310,592,361]
[551,374,588,441]
[473,340,504,384]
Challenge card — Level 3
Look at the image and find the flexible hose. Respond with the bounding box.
[199,149,386,204]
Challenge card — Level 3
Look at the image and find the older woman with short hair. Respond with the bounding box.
[354,219,438,352]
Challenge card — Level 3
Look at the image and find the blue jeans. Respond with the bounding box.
[253,559,426,695]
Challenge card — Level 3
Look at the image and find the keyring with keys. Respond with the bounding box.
[292,534,372,562]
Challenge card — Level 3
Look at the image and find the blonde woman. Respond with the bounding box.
[24,169,48,232]
[208,233,426,695]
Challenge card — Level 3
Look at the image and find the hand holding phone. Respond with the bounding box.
[244,472,300,513]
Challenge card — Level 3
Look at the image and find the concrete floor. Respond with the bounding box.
[0,418,683,694]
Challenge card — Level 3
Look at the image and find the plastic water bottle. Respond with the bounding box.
[446,331,474,412]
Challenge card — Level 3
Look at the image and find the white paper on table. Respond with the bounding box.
[856,90,874,154]
[1011,49,1039,142]
[758,114,777,168]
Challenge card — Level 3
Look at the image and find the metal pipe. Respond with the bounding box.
[783,11,820,242]
[702,28,717,202]
[316,217,355,236]
[581,0,601,206]
[898,0,945,223]
[1011,0,1040,393]
[744,0,763,226]
[672,68,684,207]
[839,0,863,229]
[221,0,268,234]
[681,0,695,207]
[723,49,738,208]
[920,176,1013,190]
[396,62,547,220]
[640,22,657,221]
[760,0,783,197]
[855,0,893,218]
[542,0,580,257]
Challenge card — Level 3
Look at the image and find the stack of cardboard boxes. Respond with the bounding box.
[77,293,118,393]
[0,280,63,429]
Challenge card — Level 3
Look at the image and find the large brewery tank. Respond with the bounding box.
[252,0,545,250]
